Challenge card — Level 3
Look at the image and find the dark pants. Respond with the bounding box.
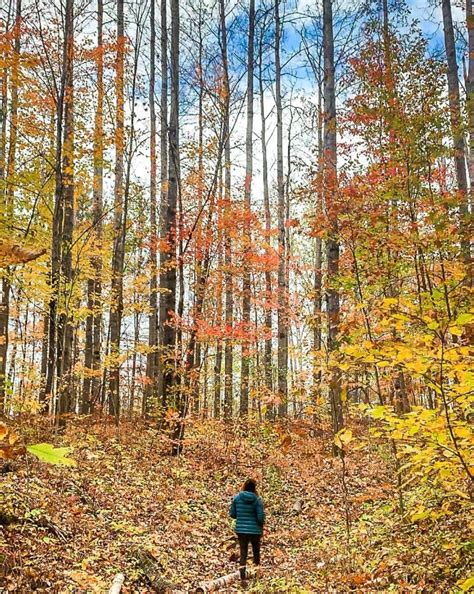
[237,533,261,579]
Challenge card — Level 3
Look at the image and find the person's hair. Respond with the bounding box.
[243,478,257,493]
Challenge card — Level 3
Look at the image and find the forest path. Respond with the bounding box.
[3,417,447,592]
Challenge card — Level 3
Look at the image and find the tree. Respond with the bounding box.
[219,0,233,422]
[441,0,471,268]
[82,0,104,415]
[145,0,159,416]
[240,0,255,417]
[157,0,168,404]
[56,0,75,425]
[257,12,273,402]
[0,0,20,413]
[323,0,343,439]
[275,0,288,417]
[108,0,125,420]
[161,0,179,415]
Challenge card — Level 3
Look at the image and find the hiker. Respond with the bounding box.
[229,478,265,581]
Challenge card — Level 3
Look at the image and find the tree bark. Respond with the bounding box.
[313,70,323,418]
[258,22,273,405]
[83,0,103,415]
[240,0,255,417]
[323,0,343,439]
[108,0,125,420]
[441,0,471,267]
[219,0,233,422]
[275,0,287,417]
[145,0,159,416]
[214,167,224,419]
[162,0,179,416]
[0,0,20,414]
[56,0,75,425]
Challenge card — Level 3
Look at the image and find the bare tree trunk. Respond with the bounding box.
[83,0,103,415]
[160,1,179,410]
[240,0,255,417]
[214,167,224,419]
[163,0,179,418]
[275,0,287,417]
[323,0,343,440]
[219,0,233,422]
[441,0,471,267]
[108,0,125,420]
[258,24,273,405]
[145,0,159,416]
[192,2,205,416]
[0,0,20,413]
[157,0,168,406]
[56,0,75,426]
[313,75,323,418]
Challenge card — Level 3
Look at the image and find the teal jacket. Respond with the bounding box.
[230,491,265,535]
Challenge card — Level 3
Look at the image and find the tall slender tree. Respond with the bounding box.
[157,0,168,404]
[56,0,75,424]
[161,0,179,413]
[323,0,343,438]
[240,0,255,417]
[275,0,288,417]
[83,0,104,414]
[145,0,159,415]
[108,0,125,419]
[258,18,273,400]
[441,0,471,266]
[0,0,20,413]
[219,0,233,421]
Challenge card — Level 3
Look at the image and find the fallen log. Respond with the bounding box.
[195,568,256,593]
[109,573,125,594]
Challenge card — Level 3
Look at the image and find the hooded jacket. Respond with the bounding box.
[229,491,265,535]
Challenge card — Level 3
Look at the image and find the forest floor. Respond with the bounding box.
[1,415,472,593]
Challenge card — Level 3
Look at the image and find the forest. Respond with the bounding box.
[0,0,473,591]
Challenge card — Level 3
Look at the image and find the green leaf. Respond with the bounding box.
[26,443,76,466]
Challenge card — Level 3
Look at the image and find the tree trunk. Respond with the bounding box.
[56,0,75,426]
[240,0,255,417]
[83,0,104,415]
[145,0,159,416]
[258,23,273,405]
[219,0,233,422]
[323,0,343,440]
[160,1,179,411]
[162,0,179,418]
[108,0,125,420]
[0,0,20,414]
[313,73,323,418]
[441,0,471,267]
[275,0,287,417]
[157,0,168,405]
[214,167,224,419]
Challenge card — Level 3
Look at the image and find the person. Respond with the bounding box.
[229,478,265,581]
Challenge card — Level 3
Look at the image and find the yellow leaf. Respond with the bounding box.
[458,575,474,592]
[335,428,353,448]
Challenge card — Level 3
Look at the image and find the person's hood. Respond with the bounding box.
[238,491,258,504]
